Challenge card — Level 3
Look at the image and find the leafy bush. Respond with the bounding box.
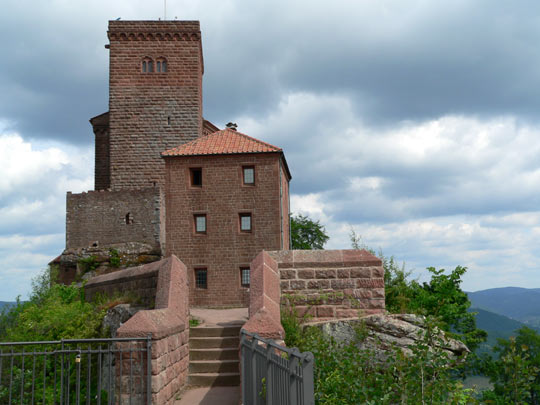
[481,327,540,404]
[109,248,121,267]
[289,317,478,404]
[0,267,107,341]
[78,255,98,274]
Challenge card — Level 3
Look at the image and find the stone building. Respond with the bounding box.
[57,20,291,307]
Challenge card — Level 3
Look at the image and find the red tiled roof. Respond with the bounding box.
[162,128,282,157]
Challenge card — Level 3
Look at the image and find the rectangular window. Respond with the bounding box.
[190,168,202,187]
[243,166,255,185]
[195,214,206,233]
[240,213,252,232]
[195,269,207,289]
[240,267,250,287]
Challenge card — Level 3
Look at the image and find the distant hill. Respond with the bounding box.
[0,301,17,311]
[470,307,538,355]
[468,287,540,328]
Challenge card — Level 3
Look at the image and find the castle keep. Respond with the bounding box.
[60,20,291,307]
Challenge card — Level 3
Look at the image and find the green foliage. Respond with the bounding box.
[189,318,200,328]
[349,229,486,352]
[78,255,98,273]
[0,267,107,342]
[287,316,478,404]
[481,327,540,404]
[291,213,329,250]
[109,248,121,267]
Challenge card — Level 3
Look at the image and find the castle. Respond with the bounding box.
[57,20,291,308]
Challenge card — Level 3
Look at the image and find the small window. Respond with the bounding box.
[240,268,250,287]
[142,57,154,73]
[125,212,133,224]
[243,166,255,185]
[195,269,207,289]
[190,168,202,187]
[156,57,167,73]
[240,213,252,232]
[195,214,206,233]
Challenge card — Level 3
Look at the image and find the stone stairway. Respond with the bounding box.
[188,325,241,387]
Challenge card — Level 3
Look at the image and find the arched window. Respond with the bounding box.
[156,57,167,73]
[141,57,154,73]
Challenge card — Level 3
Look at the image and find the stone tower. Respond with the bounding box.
[93,21,204,190]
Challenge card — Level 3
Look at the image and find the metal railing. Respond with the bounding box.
[240,330,314,405]
[0,337,151,405]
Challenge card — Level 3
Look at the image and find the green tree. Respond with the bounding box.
[291,213,329,249]
[482,327,540,404]
[0,267,106,341]
[348,229,486,352]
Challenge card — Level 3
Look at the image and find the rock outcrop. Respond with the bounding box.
[311,313,469,361]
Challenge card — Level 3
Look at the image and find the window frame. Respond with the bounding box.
[194,214,207,234]
[242,166,255,186]
[195,268,208,289]
[239,213,252,232]
[141,57,154,73]
[240,267,250,287]
[190,168,202,187]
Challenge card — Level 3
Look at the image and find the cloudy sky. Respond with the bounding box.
[2,0,540,300]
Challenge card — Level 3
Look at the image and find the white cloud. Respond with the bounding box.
[246,92,540,291]
[0,133,92,300]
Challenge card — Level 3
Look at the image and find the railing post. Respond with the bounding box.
[240,332,248,405]
[250,335,258,405]
[146,335,152,405]
[302,352,315,405]
[289,351,299,405]
[265,343,273,405]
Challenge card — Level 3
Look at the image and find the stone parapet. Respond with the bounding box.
[108,255,189,404]
[268,249,385,321]
[243,251,285,340]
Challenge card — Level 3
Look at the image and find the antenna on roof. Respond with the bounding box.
[226,122,238,131]
[164,0,167,20]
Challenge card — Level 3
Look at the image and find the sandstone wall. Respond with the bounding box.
[115,255,190,404]
[164,153,288,307]
[269,250,385,321]
[108,21,203,189]
[66,187,162,250]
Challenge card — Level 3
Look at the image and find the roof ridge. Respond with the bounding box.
[223,129,282,152]
[161,128,282,157]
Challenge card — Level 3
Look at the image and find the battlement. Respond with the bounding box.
[108,20,201,42]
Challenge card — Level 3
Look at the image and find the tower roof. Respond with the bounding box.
[161,128,283,157]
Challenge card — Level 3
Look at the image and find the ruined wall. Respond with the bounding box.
[85,259,161,307]
[66,187,162,249]
[269,250,385,321]
[164,153,287,307]
[108,21,204,189]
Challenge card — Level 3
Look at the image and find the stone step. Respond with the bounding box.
[189,359,239,374]
[188,372,240,387]
[190,326,242,338]
[190,348,239,361]
[189,336,240,349]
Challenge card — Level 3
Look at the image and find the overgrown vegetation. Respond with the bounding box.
[77,255,99,274]
[283,306,478,404]
[0,267,107,341]
[109,248,121,267]
[282,223,540,403]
